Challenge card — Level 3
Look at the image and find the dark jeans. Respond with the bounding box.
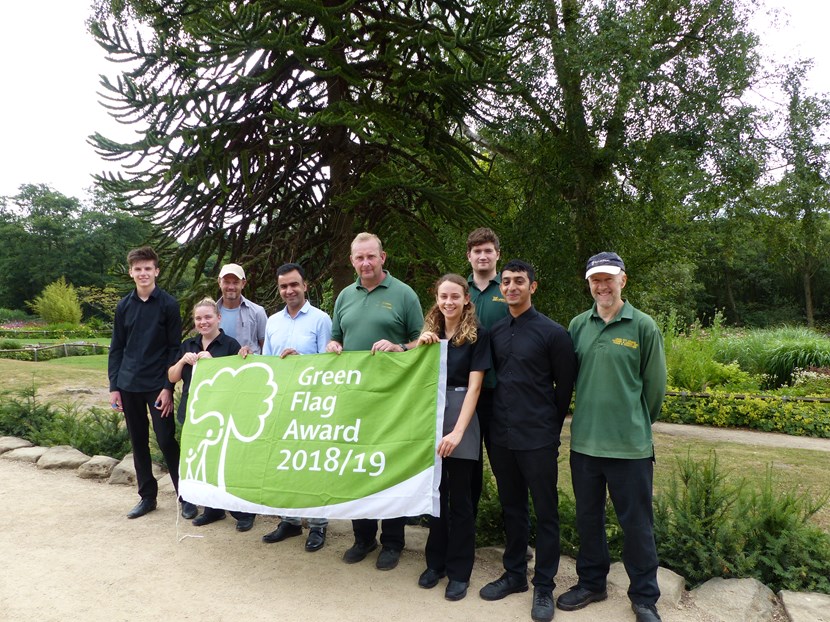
[121,389,180,500]
[570,451,660,605]
[488,442,560,590]
[352,517,405,551]
[426,457,476,582]
[471,388,495,516]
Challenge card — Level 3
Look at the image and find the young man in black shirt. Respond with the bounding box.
[478,259,577,622]
[108,246,182,519]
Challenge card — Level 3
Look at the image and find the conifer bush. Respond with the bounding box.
[27,277,83,325]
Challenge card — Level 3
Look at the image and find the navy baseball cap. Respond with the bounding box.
[585,252,626,279]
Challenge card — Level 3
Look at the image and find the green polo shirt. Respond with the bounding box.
[468,273,507,388]
[568,300,666,459]
[468,273,508,330]
[331,271,424,351]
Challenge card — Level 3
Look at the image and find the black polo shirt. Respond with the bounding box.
[489,306,577,450]
[443,325,491,387]
[108,287,182,393]
[174,329,241,423]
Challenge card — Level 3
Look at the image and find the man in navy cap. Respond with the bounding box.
[557,252,667,622]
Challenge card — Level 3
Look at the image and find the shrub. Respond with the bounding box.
[31,404,132,460]
[655,452,830,593]
[0,384,57,438]
[716,326,830,389]
[0,385,131,459]
[0,308,33,324]
[662,393,830,438]
[26,277,83,325]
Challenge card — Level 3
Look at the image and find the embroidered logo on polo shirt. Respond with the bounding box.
[381,301,393,310]
[612,338,639,349]
[491,295,506,303]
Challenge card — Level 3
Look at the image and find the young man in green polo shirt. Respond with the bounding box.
[465,227,507,515]
[558,252,667,622]
[326,232,424,571]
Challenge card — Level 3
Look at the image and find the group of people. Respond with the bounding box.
[107,229,666,622]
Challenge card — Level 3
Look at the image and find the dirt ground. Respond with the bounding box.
[0,456,730,622]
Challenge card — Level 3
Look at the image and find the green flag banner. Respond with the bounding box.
[178,343,447,519]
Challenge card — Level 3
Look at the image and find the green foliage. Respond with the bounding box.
[654,452,747,586]
[27,277,83,325]
[0,184,153,311]
[0,385,131,460]
[716,326,830,388]
[662,311,757,392]
[90,0,515,295]
[0,384,57,438]
[0,339,22,350]
[30,405,132,460]
[655,452,830,593]
[0,308,33,324]
[662,393,830,438]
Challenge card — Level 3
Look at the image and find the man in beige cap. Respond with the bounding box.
[216,263,268,355]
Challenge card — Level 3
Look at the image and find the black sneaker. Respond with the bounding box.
[180,501,198,520]
[478,573,529,601]
[375,546,401,570]
[632,603,662,622]
[555,585,608,611]
[418,567,446,589]
[531,587,554,622]
[342,539,378,564]
[445,580,468,601]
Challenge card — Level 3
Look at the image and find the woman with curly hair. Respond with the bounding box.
[416,273,491,601]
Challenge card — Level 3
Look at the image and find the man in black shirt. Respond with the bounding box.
[479,259,577,622]
[108,246,182,519]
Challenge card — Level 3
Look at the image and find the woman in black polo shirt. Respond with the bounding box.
[168,297,254,530]
[415,274,490,601]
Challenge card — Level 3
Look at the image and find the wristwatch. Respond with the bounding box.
[399,343,409,352]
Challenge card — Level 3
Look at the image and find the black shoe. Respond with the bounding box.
[305,527,326,552]
[418,567,446,589]
[127,498,157,519]
[192,511,226,527]
[343,539,378,564]
[445,580,468,601]
[376,547,401,570]
[479,573,529,601]
[236,516,255,532]
[555,585,608,611]
[262,521,302,543]
[531,587,555,622]
[632,603,662,622]
[180,501,198,520]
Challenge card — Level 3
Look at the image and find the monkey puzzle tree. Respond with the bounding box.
[89,0,514,297]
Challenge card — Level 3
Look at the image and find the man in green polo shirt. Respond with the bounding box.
[326,231,424,572]
[465,227,507,514]
[557,252,666,622]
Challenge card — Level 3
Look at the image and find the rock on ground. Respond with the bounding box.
[692,577,778,622]
[37,445,90,470]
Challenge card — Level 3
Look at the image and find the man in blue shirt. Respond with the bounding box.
[216,263,268,355]
[260,263,332,552]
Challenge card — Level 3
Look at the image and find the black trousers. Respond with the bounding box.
[488,442,561,590]
[425,457,476,582]
[570,451,660,605]
[470,387,495,516]
[352,517,405,551]
[121,389,180,500]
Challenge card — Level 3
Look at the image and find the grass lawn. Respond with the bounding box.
[1,357,828,532]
